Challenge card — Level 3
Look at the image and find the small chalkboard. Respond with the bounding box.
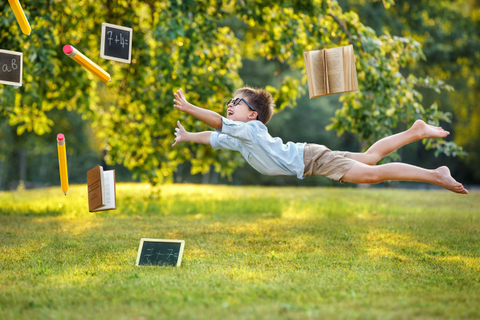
[100,23,132,64]
[0,49,23,86]
[135,238,185,267]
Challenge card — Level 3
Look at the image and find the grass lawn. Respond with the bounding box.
[1,183,479,319]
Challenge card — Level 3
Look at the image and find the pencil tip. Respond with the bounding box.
[64,192,67,196]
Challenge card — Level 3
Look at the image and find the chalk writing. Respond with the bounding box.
[107,31,129,49]
[145,248,154,258]
[146,248,178,261]
[1,59,18,73]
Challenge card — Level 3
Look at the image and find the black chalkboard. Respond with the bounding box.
[136,239,185,267]
[0,49,23,86]
[100,23,132,64]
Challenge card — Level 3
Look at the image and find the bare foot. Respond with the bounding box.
[411,120,449,139]
[435,166,468,194]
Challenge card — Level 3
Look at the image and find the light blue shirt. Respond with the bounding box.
[210,117,306,179]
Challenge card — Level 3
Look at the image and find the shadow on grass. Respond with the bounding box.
[100,195,287,219]
[0,208,63,216]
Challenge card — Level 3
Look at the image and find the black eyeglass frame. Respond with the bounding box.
[226,97,256,112]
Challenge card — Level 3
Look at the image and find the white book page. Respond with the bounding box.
[96,170,115,210]
[349,45,358,91]
[304,52,314,98]
[343,45,357,92]
[309,50,326,96]
[325,47,345,93]
[99,166,106,206]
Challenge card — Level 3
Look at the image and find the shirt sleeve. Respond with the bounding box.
[216,117,256,143]
[210,132,239,151]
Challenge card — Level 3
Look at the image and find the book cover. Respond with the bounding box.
[87,165,116,212]
[87,165,103,211]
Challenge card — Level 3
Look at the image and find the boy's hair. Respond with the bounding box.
[235,86,275,124]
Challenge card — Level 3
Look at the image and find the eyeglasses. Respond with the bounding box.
[226,97,256,112]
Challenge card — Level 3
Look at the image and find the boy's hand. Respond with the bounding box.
[173,88,191,113]
[172,87,223,131]
[172,121,188,147]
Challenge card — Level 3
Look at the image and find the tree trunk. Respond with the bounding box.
[211,169,219,185]
[201,166,211,184]
[0,160,3,190]
[39,153,48,183]
[19,150,27,182]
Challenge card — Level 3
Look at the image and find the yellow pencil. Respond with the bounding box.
[7,0,31,35]
[57,133,69,196]
[63,45,111,82]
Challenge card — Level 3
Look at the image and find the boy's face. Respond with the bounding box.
[226,94,258,123]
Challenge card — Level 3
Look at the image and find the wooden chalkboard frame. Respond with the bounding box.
[0,49,23,86]
[135,238,185,267]
[100,22,133,64]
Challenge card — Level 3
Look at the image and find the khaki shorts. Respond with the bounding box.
[303,144,356,182]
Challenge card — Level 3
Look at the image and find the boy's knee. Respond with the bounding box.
[363,152,379,166]
[362,172,382,184]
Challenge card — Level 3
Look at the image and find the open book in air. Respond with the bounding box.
[87,165,116,212]
[304,44,358,99]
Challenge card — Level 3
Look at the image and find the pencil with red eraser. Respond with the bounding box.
[63,45,111,82]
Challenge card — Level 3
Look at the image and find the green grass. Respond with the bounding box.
[1,183,479,319]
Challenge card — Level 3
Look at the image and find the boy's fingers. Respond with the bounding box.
[172,120,184,147]
[172,136,179,147]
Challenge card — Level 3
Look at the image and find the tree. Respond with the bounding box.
[338,0,480,180]
[0,0,464,185]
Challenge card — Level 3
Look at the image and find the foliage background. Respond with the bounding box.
[0,0,478,189]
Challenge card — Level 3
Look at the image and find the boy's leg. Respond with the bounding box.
[350,120,449,165]
[341,161,468,194]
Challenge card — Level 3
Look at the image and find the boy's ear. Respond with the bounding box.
[248,111,258,120]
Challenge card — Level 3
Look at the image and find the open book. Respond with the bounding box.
[87,165,116,212]
[304,44,358,98]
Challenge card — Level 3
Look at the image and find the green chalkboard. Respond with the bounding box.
[135,238,185,267]
[0,49,23,86]
[100,22,132,64]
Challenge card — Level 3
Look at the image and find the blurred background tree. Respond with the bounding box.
[335,0,480,184]
[0,0,476,190]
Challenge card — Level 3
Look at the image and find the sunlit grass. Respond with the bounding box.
[1,184,479,319]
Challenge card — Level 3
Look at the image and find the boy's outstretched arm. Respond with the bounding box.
[172,121,211,147]
[173,88,223,130]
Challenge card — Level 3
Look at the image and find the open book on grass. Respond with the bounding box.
[304,44,358,98]
[87,165,116,212]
